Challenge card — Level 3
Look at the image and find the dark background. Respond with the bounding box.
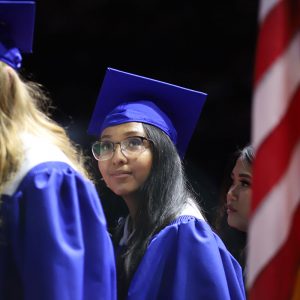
[22,0,259,226]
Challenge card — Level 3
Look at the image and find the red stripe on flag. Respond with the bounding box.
[249,203,300,300]
[251,86,300,213]
[254,0,300,86]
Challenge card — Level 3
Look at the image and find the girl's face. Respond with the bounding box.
[226,157,252,232]
[98,122,153,200]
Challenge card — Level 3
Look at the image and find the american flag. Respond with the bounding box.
[247,0,300,299]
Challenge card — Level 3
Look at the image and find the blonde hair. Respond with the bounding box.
[0,61,90,196]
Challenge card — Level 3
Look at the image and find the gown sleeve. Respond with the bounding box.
[127,216,246,300]
[3,162,116,300]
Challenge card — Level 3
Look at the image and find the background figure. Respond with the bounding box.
[214,145,254,270]
[88,67,246,300]
[0,2,116,299]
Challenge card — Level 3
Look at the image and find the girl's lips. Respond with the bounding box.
[110,171,132,178]
[227,204,237,213]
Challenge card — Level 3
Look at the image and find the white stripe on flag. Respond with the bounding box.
[252,32,300,149]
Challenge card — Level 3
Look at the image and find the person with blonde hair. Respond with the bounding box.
[0,2,116,299]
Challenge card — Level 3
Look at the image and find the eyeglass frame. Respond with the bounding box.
[91,136,153,161]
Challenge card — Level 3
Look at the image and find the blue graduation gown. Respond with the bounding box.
[0,161,116,300]
[124,216,246,300]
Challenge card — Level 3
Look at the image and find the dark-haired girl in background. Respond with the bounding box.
[215,145,254,274]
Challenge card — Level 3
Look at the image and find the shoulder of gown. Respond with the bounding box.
[0,139,117,300]
[128,216,246,300]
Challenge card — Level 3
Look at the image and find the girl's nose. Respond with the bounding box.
[111,144,127,164]
[227,185,238,201]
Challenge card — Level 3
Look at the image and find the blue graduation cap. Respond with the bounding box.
[88,67,207,158]
[0,1,36,69]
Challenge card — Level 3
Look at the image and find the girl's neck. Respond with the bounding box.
[123,193,139,224]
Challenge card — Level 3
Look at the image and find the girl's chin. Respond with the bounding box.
[110,187,137,198]
[228,220,248,232]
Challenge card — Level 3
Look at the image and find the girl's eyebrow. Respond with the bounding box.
[101,130,145,139]
[239,173,252,179]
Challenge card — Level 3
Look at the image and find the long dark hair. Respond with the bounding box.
[115,123,194,286]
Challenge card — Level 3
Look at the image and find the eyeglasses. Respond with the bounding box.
[92,136,152,161]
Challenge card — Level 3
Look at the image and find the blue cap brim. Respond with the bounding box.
[88,67,207,157]
[0,1,36,53]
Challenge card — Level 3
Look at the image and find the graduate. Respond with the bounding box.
[88,67,246,299]
[227,145,254,272]
[0,2,116,299]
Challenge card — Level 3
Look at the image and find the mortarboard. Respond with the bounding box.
[88,67,207,158]
[0,1,36,69]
